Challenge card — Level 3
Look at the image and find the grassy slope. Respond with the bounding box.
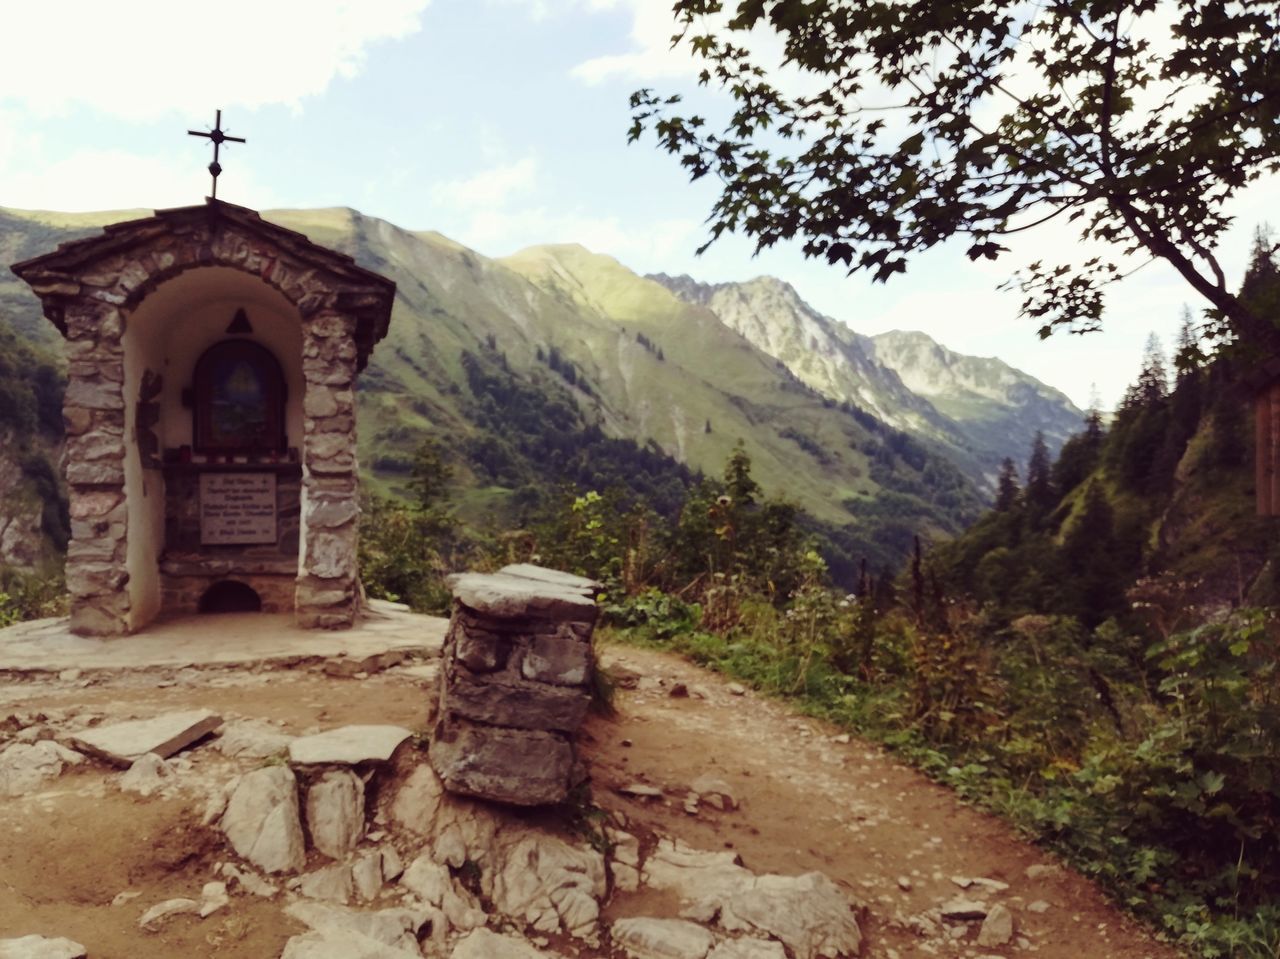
[0,205,976,536]
[501,244,882,524]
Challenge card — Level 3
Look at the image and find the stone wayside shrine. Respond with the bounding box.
[11,200,396,635]
[430,564,601,805]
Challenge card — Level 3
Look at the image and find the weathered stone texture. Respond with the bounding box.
[429,720,577,807]
[13,201,394,636]
[430,565,599,805]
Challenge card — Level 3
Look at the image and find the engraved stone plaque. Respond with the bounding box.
[199,472,277,545]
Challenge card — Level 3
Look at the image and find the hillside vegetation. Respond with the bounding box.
[594,235,1280,958]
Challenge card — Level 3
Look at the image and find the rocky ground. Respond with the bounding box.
[0,622,1185,959]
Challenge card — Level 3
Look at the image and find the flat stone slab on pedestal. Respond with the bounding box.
[289,725,413,765]
[497,564,600,594]
[69,709,222,767]
[446,572,598,622]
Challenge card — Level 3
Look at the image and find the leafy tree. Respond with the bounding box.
[630,2,1280,344]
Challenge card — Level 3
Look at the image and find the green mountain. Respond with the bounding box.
[0,203,1036,575]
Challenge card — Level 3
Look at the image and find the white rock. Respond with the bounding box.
[689,776,737,811]
[401,854,451,905]
[380,845,404,881]
[199,881,230,918]
[977,903,1014,946]
[120,752,176,797]
[451,927,562,958]
[1027,900,1050,914]
[726,683,747,696]
[283,900,426,953]
[71,709,221,767]
[289,725,412,765]
[707,940,787,959]
[940,899,988,921]
[491,831,607,939]
[618,783,663,798]
[0,935,87,958]
[138,897,200,929]
[48,743,84,766]
[111,890,142,907]
[219,765,306,874]
[279,928,420,958]
[401,853,484,934]
[389,765,500,868]
[0,741,66,796]
[352,850,385,901]
[719,872,862,959]
[307,769,366,859]
[612,861,641,892]
[611,917,717,959]
[642,839,753,905]
[216,719,295,758]
[297,863,355,904]
[220,862,279,898]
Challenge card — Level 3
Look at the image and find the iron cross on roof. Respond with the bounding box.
[187,109,246,200]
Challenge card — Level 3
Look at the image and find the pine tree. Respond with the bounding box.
[1052,409,1106,495]
[723,440,760,507]
[1061,481,1124,626]
[1135,333,1170,407]
[1174,307,1203,381]
[1024,432,1055,522]
[995,458,1020,512]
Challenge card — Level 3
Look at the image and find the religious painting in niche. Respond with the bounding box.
[193,340,286,453]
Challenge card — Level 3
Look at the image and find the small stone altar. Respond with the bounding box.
[429,564,600,806]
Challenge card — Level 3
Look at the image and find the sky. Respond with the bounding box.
[1,0,1274,412]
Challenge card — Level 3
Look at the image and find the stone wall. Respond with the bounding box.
[295,311,361,629]
[63,301,131,636]
[429,564,600,806]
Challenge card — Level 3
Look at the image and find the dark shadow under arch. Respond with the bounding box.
[198,580,262,614]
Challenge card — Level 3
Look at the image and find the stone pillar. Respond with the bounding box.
[296,309,361,628]
[62,301,131,636]
[429,564,600,806]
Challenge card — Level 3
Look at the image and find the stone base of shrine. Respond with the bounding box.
[159,555,299,616]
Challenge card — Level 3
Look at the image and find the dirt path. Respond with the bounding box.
[588,642,1185,959]
[0,638,1185,958]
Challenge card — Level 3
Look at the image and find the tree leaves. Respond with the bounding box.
[630,0,1280,345]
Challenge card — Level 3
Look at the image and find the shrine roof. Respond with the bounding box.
[11,199,396,368]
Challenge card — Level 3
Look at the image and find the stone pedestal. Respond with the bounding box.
[429,564,600,806]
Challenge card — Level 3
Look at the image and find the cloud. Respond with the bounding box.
[448,203,701,271]
[0,0,432,120]
[0,146,278,213]
[572,3,702,85]
[488,0,616,22]
[431,156,539,211]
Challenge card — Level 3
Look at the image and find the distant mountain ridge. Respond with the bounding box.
[650,273,1083,480]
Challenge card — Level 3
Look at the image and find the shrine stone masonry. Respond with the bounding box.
[11,200,396,635]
